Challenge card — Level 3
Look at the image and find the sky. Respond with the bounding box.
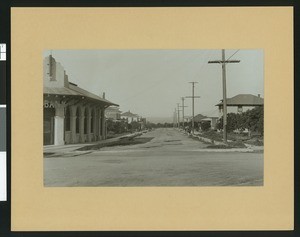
[43,49,264,122]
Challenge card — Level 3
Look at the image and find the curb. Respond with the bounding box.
[188,133,263,150]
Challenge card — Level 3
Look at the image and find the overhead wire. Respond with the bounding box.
[226,49,240,62]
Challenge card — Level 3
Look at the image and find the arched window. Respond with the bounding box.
[91,109,94,133]
[65,106,70,131]
[76,108,79,133]
[84,108,88,134]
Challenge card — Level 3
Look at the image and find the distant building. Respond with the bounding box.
[43,55,118,146]
[121,110,140,123]
[193,114,207,123]
[105,106,122,120]
[193,113,218,130]
[202,110,219,130]
[216,94,264,117]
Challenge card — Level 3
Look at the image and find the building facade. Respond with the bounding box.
[120,111,140,123]
[43,55,118,146]
[105,106,122,120]
[193,114,218,130]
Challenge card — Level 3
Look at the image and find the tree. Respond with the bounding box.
[242,106,264,135]
[217,113,239,132]
[200,121,211,131]
[130,121,141,131]
[216,106,264,135]
[106,119,127,134]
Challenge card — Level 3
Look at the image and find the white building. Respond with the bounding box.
[105,106,122,120]
[120,111,140,123]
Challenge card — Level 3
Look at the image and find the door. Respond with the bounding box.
[44,108,55,145]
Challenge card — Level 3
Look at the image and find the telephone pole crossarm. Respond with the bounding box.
[208,60,240,64]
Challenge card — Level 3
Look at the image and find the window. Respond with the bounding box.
[76,108,79,133]
[91,112,94,133]
[84,108,88,134]
[238,106,243,113]
[219,106,223,113]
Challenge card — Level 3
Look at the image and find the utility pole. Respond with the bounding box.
[173,108,177,127]
[177,103,181,128]
[186,82,200,134]
[180,97,188,128]
[208,49,240,143]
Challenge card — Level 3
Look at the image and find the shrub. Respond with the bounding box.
[200,121,211,131]
[216,106,263,135]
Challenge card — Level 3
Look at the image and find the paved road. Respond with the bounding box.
[44,128,263,186]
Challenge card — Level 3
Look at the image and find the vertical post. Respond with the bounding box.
[192,83,195,134]
[173,108,177,127]
[175,108,177,127]
[97,108,101,140]
[70,106,77,144]
[101,108,106,140]
[208,49,240,143]
[186,82,199,135]
[86,107,92,142]
[93,108,97,141]
[222,49,227,143]
[177,103,180,128]
[79,106,85,143]
[54,103,65,145]
[181,97,185,128]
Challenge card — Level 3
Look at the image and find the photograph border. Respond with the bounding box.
[0,0,297,236]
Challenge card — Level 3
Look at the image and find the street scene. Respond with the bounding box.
[44,128,263,186]
[43,49,264,186]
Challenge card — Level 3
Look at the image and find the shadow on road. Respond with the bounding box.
[77,137,154,151]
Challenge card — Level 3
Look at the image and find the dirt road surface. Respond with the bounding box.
[44,128,263,186]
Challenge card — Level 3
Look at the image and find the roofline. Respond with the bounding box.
[68,84,118,106]
[44,93,119,107]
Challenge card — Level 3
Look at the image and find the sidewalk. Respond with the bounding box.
[43,132,143,156]
[182,130,264,153]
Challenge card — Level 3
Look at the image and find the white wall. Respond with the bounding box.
[218,106,257,117]
[44,56,68,88]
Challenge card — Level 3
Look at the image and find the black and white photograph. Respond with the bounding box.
[43,49,264,187]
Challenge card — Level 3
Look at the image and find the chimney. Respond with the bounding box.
[102,92,105,99]
[258,94,260,98]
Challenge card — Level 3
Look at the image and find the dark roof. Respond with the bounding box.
[216,94,264,106]
[44,83,118,106]
[121,111,139,117]
[193,114,207,122]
